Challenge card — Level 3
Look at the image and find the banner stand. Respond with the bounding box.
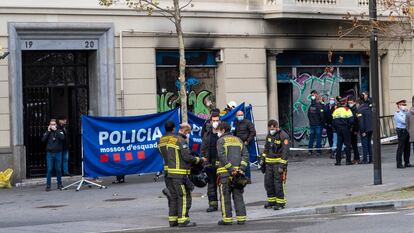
[62,130,107,191]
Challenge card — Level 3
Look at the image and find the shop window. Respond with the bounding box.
[156,51,217,119]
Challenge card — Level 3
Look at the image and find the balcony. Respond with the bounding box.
[264,0,371,19]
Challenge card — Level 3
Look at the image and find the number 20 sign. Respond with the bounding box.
[21,40,99,50]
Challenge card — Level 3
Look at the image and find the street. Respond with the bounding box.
[0,145,413,233]
[122,208,414,233]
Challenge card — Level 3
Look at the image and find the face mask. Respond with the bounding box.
[217,132,223,137]
[212,122,219,129]
[349,103,354,108]
[186,134,190,139]
[329,100,335,105]
[269,130,276,135]
[401,106,407,111]
[311,96,316,100]
[237,116,244,121]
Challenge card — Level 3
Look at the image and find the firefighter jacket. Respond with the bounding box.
[262,130,290,165]
[158,133,201,178]
[332,106,354,130]
[216,133,249,177]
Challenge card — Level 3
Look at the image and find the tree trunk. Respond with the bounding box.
[174,0,188,123]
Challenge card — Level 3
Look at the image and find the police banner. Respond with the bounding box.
[82,109,180,177]
[188,103,259,163]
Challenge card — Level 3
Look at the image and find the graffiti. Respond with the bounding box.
[175,77,201,90]
[290,72,340,145]
[157,90,212,119]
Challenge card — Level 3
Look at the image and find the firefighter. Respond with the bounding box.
[216,122,249,225]
[200,111,221,212]
[261,120,289,210]
[332,97,354,166]
[158,123,205,227]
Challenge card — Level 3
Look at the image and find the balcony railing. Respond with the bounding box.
[264,0,372,19]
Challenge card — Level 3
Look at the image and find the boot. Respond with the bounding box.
[178,220,197,227]
[273,203,285,210]
[169,222,178,227]
[264,202,275,209]
[206,205,218,212]
[218,220,232,225]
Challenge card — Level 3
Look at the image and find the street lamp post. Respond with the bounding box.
[370,0,382,185]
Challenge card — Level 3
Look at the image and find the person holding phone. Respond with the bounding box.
[42,119,65,191]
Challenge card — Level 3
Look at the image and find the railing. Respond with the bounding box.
[264,0,375,18]
[379,115,397,143]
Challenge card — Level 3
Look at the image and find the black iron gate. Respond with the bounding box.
[23,51,89,178]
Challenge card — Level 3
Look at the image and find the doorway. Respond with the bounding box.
[277,83,293,137]
[22,51,89,178]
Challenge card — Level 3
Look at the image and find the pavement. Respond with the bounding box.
[0,144,413,233]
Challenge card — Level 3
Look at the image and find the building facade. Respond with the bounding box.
[0,0,412,181]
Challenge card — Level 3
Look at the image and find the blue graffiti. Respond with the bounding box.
[175,76,201,90]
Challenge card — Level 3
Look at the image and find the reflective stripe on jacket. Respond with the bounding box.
[216,133,249,176]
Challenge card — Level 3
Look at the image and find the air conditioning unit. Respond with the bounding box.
[215,49,224,63]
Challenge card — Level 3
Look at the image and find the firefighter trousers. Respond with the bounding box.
[218,175,247,223]
[264,163,286,206]
[168,177,192,224]
[205,166,218,207]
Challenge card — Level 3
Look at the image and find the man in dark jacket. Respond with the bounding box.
[234,110,256,180]
[200,111,221,212]
[348,97,360,164]
[308,90,324,155]
[324,97,336,158]
[58,117,71,176]
[357,98,373,164]
[42,119,65,191]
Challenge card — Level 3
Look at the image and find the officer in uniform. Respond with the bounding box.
[394,100,411,168]
[158,123,205,227]
[261,120,290,210]
[200,111,221,212]
[348,97,360,164]
[216,122,249,225]
[332,97,354,166]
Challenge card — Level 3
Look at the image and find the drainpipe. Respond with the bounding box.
[119,29,134,116]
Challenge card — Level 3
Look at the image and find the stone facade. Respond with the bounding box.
[0,0,411,181]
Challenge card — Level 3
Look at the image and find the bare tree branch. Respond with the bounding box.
[180,0,193,10]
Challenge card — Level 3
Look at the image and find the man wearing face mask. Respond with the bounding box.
[162,123,206,227]
[347,97,360,164]
[324,97,337,158]
[394,100,410,169]
[42,119,65,191]
[332,97,354,166]
[216,122,249,225]
[308,90,325,156]
[261,120,290,210]
[234,110,256,182]
[200,111,221,212]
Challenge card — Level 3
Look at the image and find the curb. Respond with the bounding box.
[249,198,414,220]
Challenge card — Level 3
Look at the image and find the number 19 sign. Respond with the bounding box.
[21,39,99,50]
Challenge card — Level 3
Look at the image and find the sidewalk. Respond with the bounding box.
[0,144,413,233]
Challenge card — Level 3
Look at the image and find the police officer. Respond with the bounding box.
[394,100,410,168]
[261,120,290,210]
[332,97,354,166]
[348,97,360,164]
[324,97,337,158]
[200,111,221,212]
[216,122,249,225]
[158,123,205,227]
